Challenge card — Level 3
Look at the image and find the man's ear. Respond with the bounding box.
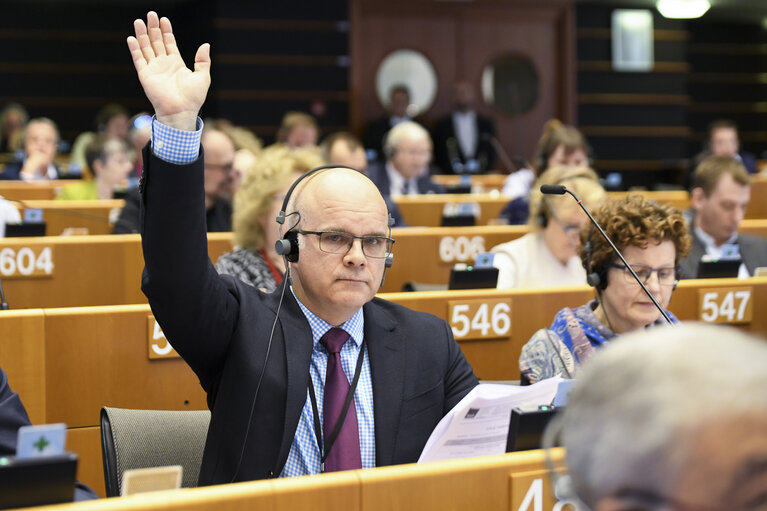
[690,187,706,210]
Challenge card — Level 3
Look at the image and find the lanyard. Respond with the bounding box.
[307,337,366,473]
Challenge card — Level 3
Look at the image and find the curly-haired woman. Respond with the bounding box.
[519,195,692,383]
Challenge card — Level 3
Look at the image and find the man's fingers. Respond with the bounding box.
[159,17,179,56]
[133,18,155,63]
[194,43,211,74]
[147,11,167,57]
[126,36,147,73]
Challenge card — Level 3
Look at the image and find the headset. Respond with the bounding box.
[230,164,396,482]
[274,164,395,286]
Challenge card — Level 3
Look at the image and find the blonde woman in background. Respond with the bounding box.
[215,147,324,292]
[491,166,606,289]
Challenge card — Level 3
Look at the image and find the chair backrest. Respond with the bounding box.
[100,407,211,497]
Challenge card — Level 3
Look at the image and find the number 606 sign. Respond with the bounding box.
[448,298,512,340]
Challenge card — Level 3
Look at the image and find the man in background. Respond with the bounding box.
[321,131,405,226]
[432,81,496,174]
[364,84,413,162]
[0,118,61,180]
[366,121,444,197]
[679,155,767,278]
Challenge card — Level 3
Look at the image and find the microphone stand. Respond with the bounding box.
[541,185,673,325]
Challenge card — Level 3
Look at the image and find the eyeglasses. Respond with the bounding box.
[297,230,394,259]
[205,162,233,173]
[610,263,678,286]
[609,487,756,511]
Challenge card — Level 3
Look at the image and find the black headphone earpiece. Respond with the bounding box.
[584,226,608,291]
[275,230,299,263]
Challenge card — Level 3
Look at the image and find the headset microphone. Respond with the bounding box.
[541,185,674,325]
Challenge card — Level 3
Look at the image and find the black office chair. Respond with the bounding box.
[100,407,210,497]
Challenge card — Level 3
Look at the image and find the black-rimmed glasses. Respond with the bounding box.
[297,230,394,259]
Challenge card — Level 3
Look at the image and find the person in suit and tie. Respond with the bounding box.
[365,121,445,197]
[432,81,496,174]
[127,11,477,484]
[679,155,767,279]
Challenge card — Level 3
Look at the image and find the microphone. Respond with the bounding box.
[539,184,566,195]
[0,277,9,310]
[481,133,514,174]
[541,185,674,325]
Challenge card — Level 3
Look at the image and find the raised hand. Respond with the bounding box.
[127,12,210,131]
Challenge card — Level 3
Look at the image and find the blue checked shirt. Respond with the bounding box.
[151,118,376,477]
[281,290,375,476]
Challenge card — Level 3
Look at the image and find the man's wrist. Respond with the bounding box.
[155,111,199,132]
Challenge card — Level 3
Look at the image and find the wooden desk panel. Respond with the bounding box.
[0,309,46,424]
[17,200,125,236]
[381,277,767,380]
[431,174,507,191]
[394,194,510,227]
[0,233,233,309]
[0,180,66,201]
[24,450,565,511]
[43,305,207,429]
[381,225,527,293]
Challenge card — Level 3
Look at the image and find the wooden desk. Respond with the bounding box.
[0,233,233,309]
[13,200,124,236]
[431,174,507,191]
[381,225,527,293]
[24,450,566,511]
[0,180,68,201]
[380,277,767,381]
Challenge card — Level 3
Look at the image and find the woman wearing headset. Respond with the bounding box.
[519,195,692,384]
[491,165,606,289]
[216,147,323,292]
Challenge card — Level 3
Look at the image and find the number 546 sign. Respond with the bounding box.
[698,287,753,324]
[448,298,512,340]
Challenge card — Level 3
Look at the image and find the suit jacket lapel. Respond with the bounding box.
[270,291,314,473]
[363,301,404,467]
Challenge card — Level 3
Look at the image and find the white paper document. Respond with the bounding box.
[418,376,564,463]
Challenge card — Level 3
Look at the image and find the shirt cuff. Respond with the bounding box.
[151,116,204,164]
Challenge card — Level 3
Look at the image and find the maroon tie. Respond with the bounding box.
[320,327,362,472]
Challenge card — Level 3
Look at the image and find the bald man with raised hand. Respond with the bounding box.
[128,12,477,485]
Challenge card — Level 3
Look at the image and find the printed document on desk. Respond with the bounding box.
[418,377,564,463]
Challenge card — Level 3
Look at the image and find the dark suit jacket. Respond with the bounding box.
[366,161,445,197]
[679,230,767,278]
[0,160,60,180]
[139,147,477,485]
[432,112,496,174]
[363,116,396,162]
[0,368,97,500]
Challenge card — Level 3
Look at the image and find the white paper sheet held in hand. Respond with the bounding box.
[418,376,564,463]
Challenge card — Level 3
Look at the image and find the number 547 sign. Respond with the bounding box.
[698,287,753,324]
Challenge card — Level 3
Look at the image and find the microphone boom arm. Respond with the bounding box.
[563,188,674,325]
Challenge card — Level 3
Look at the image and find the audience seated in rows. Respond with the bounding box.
[680,155,767,278]
[69,104,131,173]
[432,81,496,174]
[216,147,323,291]
[499,120,590,224]
[363,83,415,163]
[558,323,767,511]
[0,117,61,181]
[321,131,406,227]
[56,136,133,201]
[687,119,758,187]
[113,123,235,234]
[266,111,319,152]
[491,166,605,289]
[519,195,691,384]
[366,121,444,197]
[0,102,28,155]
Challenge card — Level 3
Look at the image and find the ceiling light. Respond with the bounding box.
[656,0,710,19]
